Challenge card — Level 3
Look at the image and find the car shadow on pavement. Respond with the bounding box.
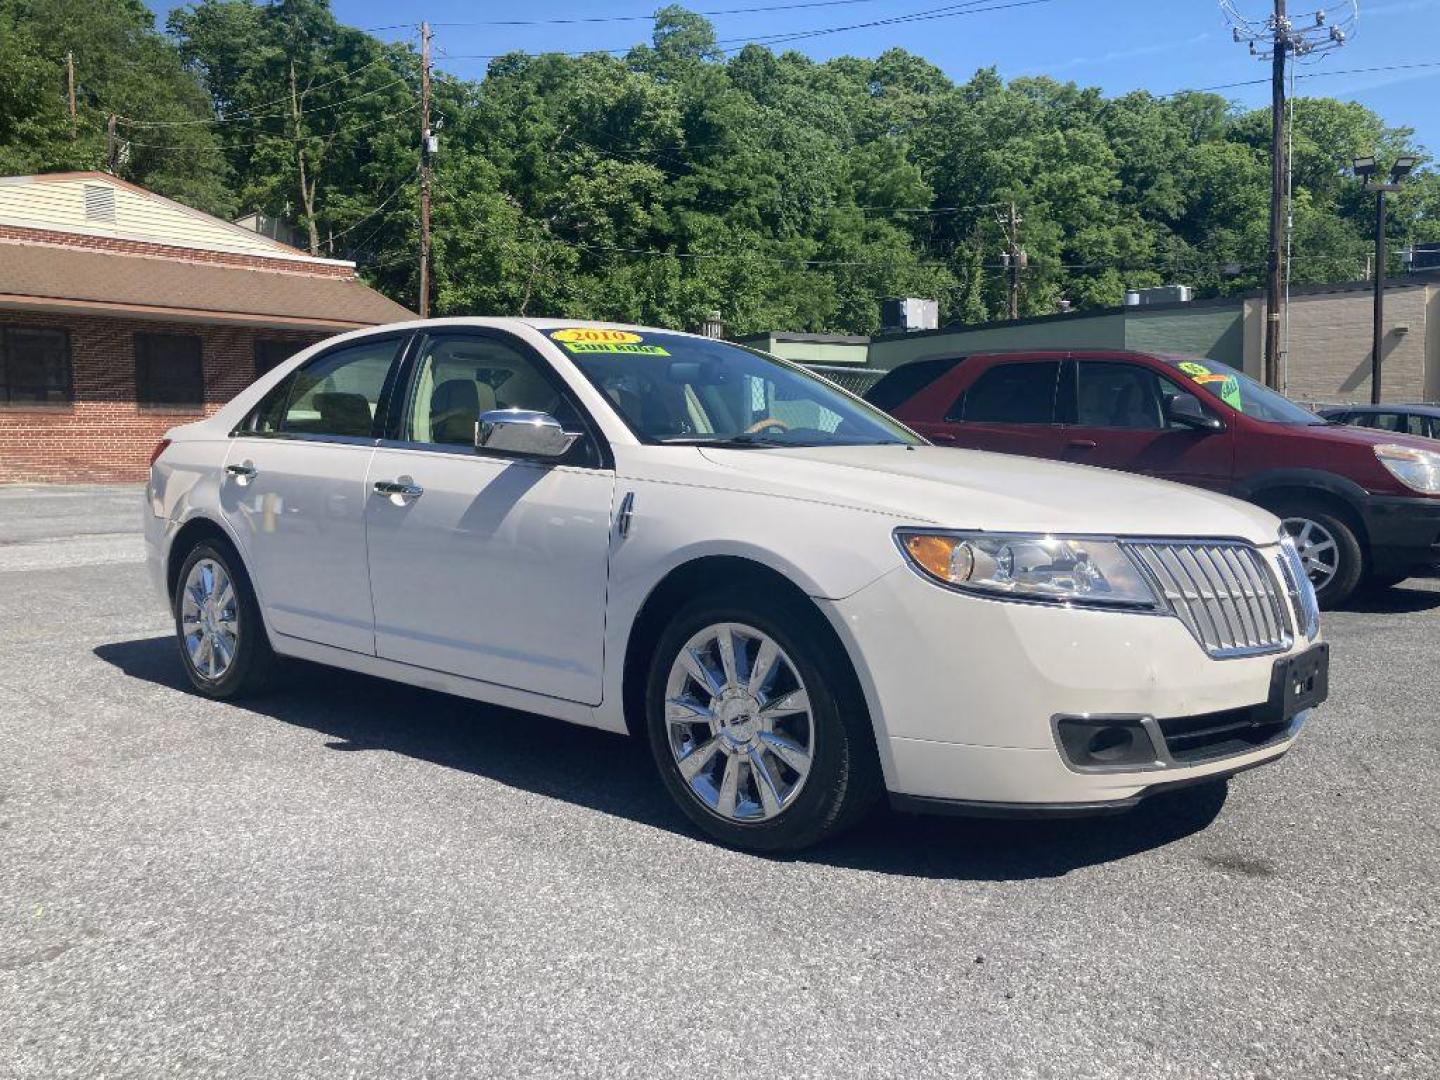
[95,635,1226,883]
[1338,582,1440,615]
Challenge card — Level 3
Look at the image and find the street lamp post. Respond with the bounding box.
[1355,155,1417,404]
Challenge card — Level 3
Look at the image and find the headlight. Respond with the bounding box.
[895,530,1160,609]
[1375,443,1440,495]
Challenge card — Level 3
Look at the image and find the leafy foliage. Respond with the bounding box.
[1,0,1435,333]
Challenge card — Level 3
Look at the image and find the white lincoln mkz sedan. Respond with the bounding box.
[145,318,1328,850]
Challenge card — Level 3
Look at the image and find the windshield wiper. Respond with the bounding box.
[658,434,792,448]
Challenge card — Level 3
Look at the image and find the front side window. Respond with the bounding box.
[0,326,72,404]
[959,361,1059,425]
[261,337,399,438]
[1076,362,1165,429]
[401,333,587,450]
[1074,362,1199,430]
[136,333,203,407]
[555,329,918,447]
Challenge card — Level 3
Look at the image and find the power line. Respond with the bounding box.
[112,55,399,127]
[439,0,1059,62]
[115,75,412,131]
[429,0,899,28]
[329,176,417,243]
[118,102,418,150]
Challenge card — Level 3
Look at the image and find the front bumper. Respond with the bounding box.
[820,558,1319,809]
[1360,493,1440,574]
[888,741,1292,818]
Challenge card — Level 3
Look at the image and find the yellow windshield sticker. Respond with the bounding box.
[550,328,643,344]
[549,328,668,356]
[562,342,670,356]
[1177,360,1242,411]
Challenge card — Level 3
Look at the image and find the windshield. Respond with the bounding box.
[552,328,921,447]
[1159,355,1321,425]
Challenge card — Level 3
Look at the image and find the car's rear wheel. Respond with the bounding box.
[173,538,280,699]
[645,589,881,852]
[1275,505,1364,609]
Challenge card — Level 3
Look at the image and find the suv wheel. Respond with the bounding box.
[645,589,881,852]
[1275,505,1364,609]
[174,539,281,699]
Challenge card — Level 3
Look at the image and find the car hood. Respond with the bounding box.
[1289,420,1437,452]
[692,444,1280,544]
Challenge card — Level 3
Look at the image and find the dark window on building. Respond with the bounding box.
[254,340,299,377]
[0,326,73,405]
[959,361,1060,424]
[135,333,204,407]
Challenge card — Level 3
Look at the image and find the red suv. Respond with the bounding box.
[865,350,1440,607]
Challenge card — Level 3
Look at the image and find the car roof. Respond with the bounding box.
[342,316,724,345]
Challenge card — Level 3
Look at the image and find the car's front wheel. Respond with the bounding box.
[173,538,280,699]
[1275,504,1364,609]
[645,589,881,852]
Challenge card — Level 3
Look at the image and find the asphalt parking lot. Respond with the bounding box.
[1,485,1437,1079]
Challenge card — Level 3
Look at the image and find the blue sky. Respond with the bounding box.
[154,0,1440,152]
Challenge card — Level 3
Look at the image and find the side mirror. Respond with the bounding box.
[1166,392,1224,431]
[475,409,579,458]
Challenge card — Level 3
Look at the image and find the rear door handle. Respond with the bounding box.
[374,478,424,501]
[1067,439,1098,450]
[225,461,257,482]
[930,431,958,444]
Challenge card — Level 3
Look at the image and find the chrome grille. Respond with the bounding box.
[1123,541,1294,659]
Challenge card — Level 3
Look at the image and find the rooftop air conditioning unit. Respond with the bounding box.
[881,297,939,333]
[1124,284,1193,307]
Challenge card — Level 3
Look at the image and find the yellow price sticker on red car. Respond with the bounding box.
[549,328,669,356]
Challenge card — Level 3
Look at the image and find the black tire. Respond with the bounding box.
[172,538,281,699]
[644,586,882,852]
[1271,501,1365,609]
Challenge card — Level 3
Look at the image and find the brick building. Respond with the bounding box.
[0,172,412,483]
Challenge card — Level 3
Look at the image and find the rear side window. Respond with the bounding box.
[864,356,962,412]
[247,337,401,438]
[958,361,1060,424]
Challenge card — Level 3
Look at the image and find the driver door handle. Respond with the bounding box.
[374,479,424,501]
[1067,439,1098,450]
[226,460,257,486]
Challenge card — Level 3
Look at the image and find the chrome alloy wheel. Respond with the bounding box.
[1282,517,1340,592]
[180,558,239,681]
[664,622,815,823]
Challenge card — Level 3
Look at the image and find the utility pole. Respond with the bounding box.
[1264,0,1287,391]
[1372,185,1386,404]
[419,20,433,319]
[105,114,117,173]
[1354,155,1418,404]
[1223,0,1353,389]
[998,202,1024,321]
[66,52,77,140]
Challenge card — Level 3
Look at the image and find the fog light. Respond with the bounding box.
[1055,716,1161,772]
